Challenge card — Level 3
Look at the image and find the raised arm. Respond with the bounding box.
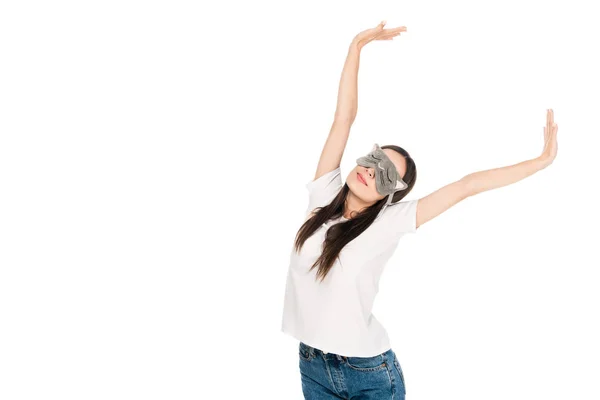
[312,44,358,181]
[313,21,407,181]
[414,109,559,229]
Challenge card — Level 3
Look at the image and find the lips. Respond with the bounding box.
[357,172,367,186]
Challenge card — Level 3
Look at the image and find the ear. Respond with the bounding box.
[372,143,379,152]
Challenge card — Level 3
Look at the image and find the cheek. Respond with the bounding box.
[365,181,386,201]
[369,186,384,200]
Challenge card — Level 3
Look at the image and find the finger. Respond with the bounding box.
[378,31,404,39]
[382,27,406,35]
[379,28,405,38]
[378,32,401,40]
[364,20,387,37]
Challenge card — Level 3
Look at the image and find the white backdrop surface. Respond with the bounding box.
[1,1,598,399]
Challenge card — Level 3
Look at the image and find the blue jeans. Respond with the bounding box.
[299,341,407,399]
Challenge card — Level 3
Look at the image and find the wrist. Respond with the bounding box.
[349,39,363,53]
[535,156,552,170]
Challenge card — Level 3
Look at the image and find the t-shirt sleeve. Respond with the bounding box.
[305,167,344,215]
[380,198,419,235]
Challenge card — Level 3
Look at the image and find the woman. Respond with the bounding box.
[281,21,558,400]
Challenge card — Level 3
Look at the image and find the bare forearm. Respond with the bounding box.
[333,42,361,122]
[463,157,551,196]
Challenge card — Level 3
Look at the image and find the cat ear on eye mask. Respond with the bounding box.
[394,179,408,191]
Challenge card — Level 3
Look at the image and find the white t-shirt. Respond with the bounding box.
[281,166,418,357]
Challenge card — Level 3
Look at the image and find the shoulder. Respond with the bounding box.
[377,199,420,235]
[305,167,344,215]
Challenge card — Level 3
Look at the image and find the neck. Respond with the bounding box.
[343,191,375,219]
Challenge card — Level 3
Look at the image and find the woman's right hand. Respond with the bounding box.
[539,108,558,166]
[352,21,407,51]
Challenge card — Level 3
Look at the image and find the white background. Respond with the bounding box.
[1,1,598,399]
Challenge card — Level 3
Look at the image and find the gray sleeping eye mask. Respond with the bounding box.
[356,143,408,197]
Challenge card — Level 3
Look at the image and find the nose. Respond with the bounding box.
[365,167,374,178]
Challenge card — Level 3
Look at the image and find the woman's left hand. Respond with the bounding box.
[539,108,558,165]
[352,21,406,51]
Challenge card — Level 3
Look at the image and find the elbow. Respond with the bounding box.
[461,176,478,198]
[334,112,356,125]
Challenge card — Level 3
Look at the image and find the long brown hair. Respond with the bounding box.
[293,145,417,283]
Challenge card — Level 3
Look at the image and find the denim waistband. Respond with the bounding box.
[300,341,393,361]
[301,342,347,360]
